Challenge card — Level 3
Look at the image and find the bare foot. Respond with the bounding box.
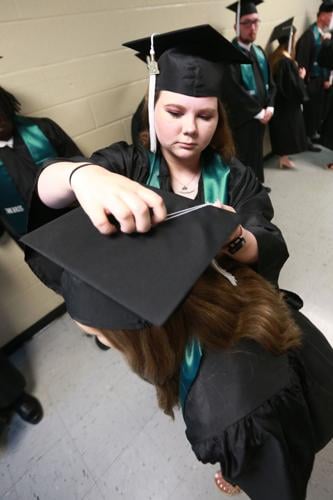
[214,471,241,496]
[326,163,333,170]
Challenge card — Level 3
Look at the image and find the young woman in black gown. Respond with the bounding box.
[24,25,333,500]
[269,22,308,169]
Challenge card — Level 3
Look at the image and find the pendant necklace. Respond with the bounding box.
[172,171,201,194]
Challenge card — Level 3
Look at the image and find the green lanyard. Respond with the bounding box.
[0,116,57,237]
[146,149,230,407]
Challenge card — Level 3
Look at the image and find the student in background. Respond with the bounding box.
[268,19,308,169]
[221,0,276,192]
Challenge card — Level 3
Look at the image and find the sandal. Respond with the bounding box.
[214,471,241,496]
[326,163,333,170]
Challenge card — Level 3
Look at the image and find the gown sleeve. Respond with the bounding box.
[228,159,289,284]
[296,29,315,79]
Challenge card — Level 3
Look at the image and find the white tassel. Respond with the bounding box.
[287,28,293,55]
[211,259,238,287]
[146,33,159,153]
[236,1,241,39]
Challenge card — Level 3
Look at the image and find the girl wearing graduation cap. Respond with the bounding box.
[23,24,333,500]
[268,19,308,168]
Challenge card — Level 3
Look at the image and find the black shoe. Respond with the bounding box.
[95,336,111,351]
[262,185,271,193]
[13,392,43,424]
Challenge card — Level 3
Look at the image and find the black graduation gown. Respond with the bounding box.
[296,27,328,138]
[220,44,276,183]
[317,40,333,149]
[25,142,288,288]
[0,116,82,242]
[183,308,333,500]
[269,57,308,155]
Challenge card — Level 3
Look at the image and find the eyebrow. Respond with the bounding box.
[164,104,217,113]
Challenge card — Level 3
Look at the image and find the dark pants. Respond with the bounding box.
[0,350,25,410]
[303,77,326,138]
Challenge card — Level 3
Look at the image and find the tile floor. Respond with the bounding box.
[1,147,333,500]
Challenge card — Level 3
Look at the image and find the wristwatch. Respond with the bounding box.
[227,228,246,254]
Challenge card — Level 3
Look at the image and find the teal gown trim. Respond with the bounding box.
[0,116,57,236]
[233,41,269,96]
[146,149,230,408]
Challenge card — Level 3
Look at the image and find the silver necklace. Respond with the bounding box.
[172,171,200,192]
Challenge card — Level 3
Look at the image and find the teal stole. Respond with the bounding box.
[233,41,269,96]
[0,116,57,236]
[146,149,230,408]
[311,24,329,80]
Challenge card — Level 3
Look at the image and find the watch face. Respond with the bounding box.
[228,236,246,254]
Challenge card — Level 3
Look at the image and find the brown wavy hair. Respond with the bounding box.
[138,92,235,162]
[98,259,301,418]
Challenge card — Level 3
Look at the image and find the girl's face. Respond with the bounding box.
[154,91,219,163]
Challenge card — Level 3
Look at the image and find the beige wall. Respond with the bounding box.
[0,0,320,156]
[0,1,319,341]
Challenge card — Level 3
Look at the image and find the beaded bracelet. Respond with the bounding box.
[69,163,94,188]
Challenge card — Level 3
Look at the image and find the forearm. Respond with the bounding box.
[38,161,97,209]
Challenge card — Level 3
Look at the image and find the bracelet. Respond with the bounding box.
[69,163,94,188]
[227,227,246,255]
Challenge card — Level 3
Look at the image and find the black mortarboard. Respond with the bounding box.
[319,0,333,13]
[22,190,239,330]
[227,0,263,16]
[269,17,295,44]
[123,24,250,99]
[124,25,250,152]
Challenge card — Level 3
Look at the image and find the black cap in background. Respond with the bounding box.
[319,0,333,13]
[227,0,264,17]
[269,17,295,44]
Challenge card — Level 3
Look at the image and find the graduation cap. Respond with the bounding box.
[269,17,295,52]
[22,189,240,330]
[227,1,263,38]
[123,25,250,152]
[319,0,333,13]
[227,0,263,16]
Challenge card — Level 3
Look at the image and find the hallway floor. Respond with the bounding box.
[1,147,333,500]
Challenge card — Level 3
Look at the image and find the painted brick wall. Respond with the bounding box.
[0,0,320,155]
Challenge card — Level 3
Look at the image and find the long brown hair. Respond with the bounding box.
[99,260,301,417]
[269,32,297,76]
[138,92,235,162]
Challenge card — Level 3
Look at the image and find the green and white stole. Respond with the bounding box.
[311,24,329,80]
[146,150,230,407]
[233,40,269,97]
[0,116,57,236]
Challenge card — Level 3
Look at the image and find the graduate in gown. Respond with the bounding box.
[221,0,276,187]
[21,25,333,499]
[0,86,82,241]
[295,0,333,148]
[0,86,81,427]
[268,19,308,168]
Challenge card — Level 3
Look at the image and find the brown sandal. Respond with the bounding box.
[214,471,241,496]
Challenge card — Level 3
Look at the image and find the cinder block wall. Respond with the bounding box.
[0,0,319,341]
[0,0,319,156]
